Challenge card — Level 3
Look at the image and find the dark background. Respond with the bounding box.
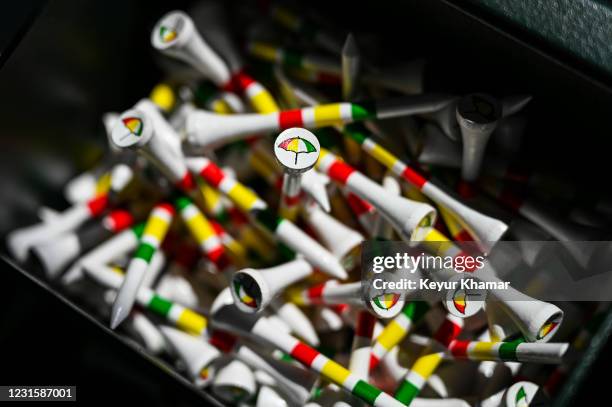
[0,0,611,405]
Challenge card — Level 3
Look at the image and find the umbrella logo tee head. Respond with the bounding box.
[159,26,178,43]
[158,16,184,44]
[537,318,559,340]
[444,275,486,318]
[111,110,153,149]
[233,275,260,309]
[368,289,404,318]
[372,292,400,310]
[153,12,188,49]
[122,117,143,137]
[274,127,320,172]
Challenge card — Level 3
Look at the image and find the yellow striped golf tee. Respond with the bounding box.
[176,197,230,271]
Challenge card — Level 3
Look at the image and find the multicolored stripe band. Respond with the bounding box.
[395,315,464,404]
[194,158,268,214]
[105,266,207,337]
[343,189,377,233]
[95,172,112,197]
[222,70,279,114]
[137,286,207,337]
[275,102,377,130]
[290,280,338,306]
[343,125,427,188]
[370,302,430,370]
[451,338,526,362]
[176,197,230,271]
[438,206,474,242]
[291,280,401,319]
[199,181,228,219]
[139,203,175,255]
[102,210,134,233]
[86,194,109,217]
[446,338,566,363]
[252,318,404,407]
[420,228,469,260]
[77,209,134,251]
[176,172,196,193]
[210,220,248,267]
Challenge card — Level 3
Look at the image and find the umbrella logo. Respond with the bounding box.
[452,289,466,315]
[515,386,528,407]
[445,275,486,318]
[537,320,558,340]
[122,117,143,137]
[277,136,318,165]
[159,26,178,43]
[372,292,400,310]
[158,17,183,44]
[233,281,257,309]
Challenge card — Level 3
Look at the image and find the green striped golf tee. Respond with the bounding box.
[111,203,175,329]
[136,280,207,337]
[188,158,347,279]
[370,302,430,370]
[94,265,208,337]
[250,317,405,407]
[395,314,464,405]
[446,337,567,363]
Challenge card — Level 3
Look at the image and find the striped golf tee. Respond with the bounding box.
[395,314,464,404]
[112,203,175,328]
[104,266,207,337]
[370,302,430,370]
[251,318,405,407]
[222,69,279,114]
[137,286,207,337]
[447,338,568,364]
[176,197,230,271]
